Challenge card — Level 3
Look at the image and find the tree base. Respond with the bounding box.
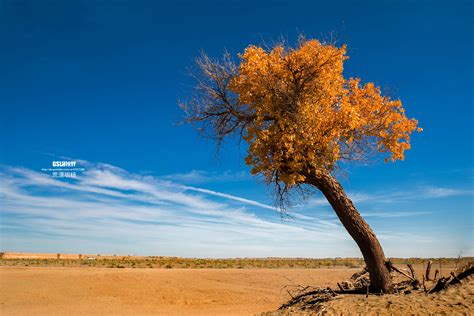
[263,263,473,315]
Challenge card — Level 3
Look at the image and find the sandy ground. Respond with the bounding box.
[268,277,473,315]
[1,266,471,315]
[0,267,354,315]
[322,277,473,315]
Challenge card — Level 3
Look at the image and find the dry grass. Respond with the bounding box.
[1,254,471,270]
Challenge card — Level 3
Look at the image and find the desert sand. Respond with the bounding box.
[321,277,473,315]
[0,266,472,315]
[0,267,353,315]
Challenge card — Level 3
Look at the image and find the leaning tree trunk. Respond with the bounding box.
[306,171,393,293]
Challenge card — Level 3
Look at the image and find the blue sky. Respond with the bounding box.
[0,0,472,257]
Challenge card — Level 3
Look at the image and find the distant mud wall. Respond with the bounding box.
[1,252,88,259]
[0,252,143,260]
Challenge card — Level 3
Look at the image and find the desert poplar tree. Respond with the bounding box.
[180,39,421,293]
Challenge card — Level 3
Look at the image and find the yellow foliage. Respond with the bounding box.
[229,40,420,186]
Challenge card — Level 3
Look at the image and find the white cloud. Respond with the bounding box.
[181,185,277,210]
[0,162,351,257]
[297,184,473,211]
[421,186,473,198]
[361,211,432,218]
[159,170,250,184]
[1,162,471,257]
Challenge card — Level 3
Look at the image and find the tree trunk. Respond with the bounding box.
[306,171,393,293]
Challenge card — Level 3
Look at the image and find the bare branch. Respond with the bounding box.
[179,52,254,148]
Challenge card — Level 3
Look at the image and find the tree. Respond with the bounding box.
[180,39,421,293]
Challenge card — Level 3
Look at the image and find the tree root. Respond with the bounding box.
[428,264,474,293]
[275,262,473,313]
[279,286,337,312]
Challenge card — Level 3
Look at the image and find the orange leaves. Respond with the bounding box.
[227,39,420,187]
[342,77,420,162]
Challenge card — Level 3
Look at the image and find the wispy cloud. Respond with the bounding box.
[181,185,276,210]
[300,184,473,210]
[420,186,473,198]
[0,162,351,257]
[361,211,432,218]
[1,161,471,257]
[159,170,250,184]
